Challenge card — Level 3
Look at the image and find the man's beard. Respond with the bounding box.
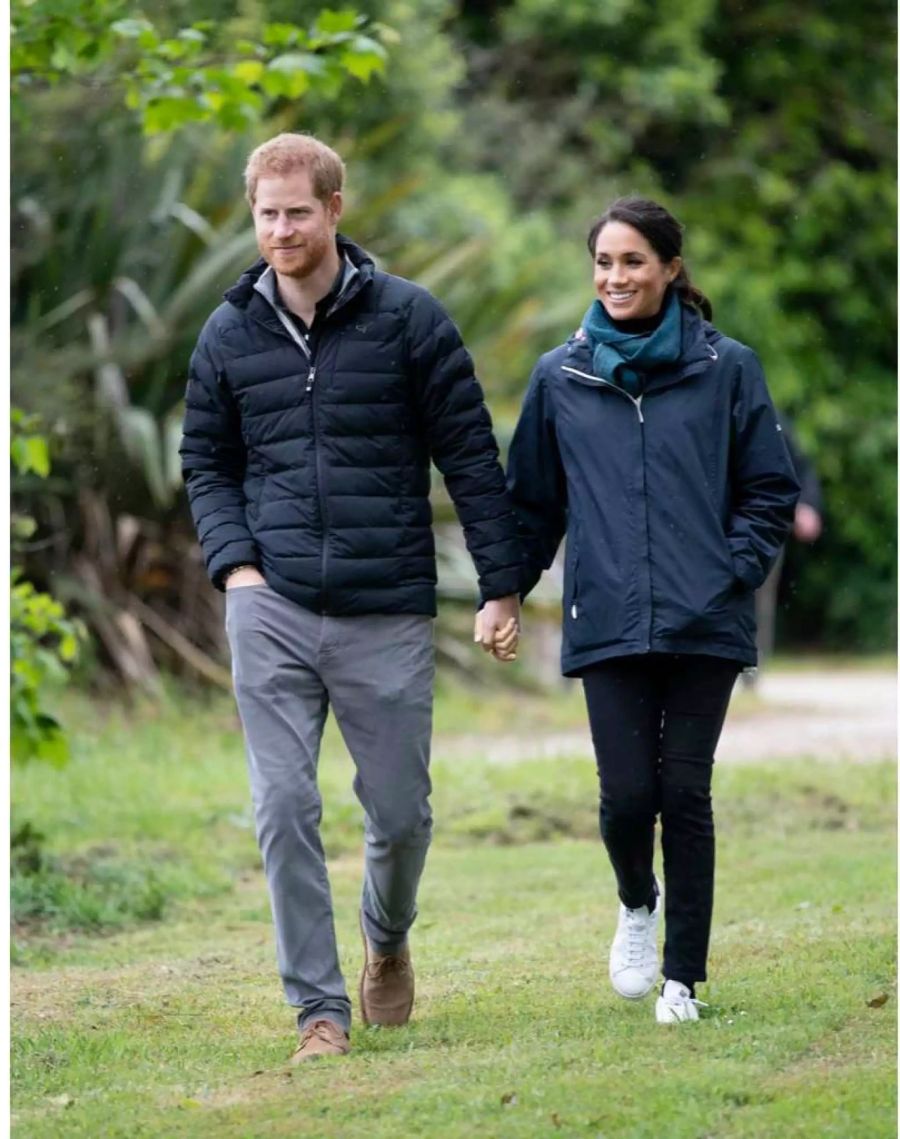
[262,230,331,279]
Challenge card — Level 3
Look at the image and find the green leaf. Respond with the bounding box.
[10,433,50,476]
[137,27,161,51]
[59,633,79,663]
[259,69,309,100]
[158,39,193,62]
[349,34,387,59]
[214,101,259,131]
[11,514,38,541]
[342,51,385,83]
[35,727,70,768]
[10,436,28,474]
[316,9,360,36]
[25,435,50,477]
[233,60,265,85]
[262,23,303,48]
[201,90,226,112]
[143,96,202,133]
[111,18,156,40]
[268,52,323,75]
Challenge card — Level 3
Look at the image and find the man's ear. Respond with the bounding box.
[328,191,343,226]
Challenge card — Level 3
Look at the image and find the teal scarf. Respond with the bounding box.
[581,290,683,397]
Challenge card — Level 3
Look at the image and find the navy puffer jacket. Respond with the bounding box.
[181,236,521,615]
[507,302,801,675]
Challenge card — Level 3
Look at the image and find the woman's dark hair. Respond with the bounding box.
[587,196,712,320]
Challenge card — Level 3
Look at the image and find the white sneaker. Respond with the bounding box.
[608,881,660,1000]
[655,979,707,1023]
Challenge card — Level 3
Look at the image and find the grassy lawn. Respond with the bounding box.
[11,686,897,1137]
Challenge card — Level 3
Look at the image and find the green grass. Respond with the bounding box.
[10,685,897,1137]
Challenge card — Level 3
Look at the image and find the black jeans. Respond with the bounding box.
[582,653,740,986]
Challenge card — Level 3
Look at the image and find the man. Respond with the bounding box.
[180,133,521,1061]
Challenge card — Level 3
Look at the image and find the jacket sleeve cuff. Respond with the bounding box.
[210,547,260,592]
[478,572,524,605]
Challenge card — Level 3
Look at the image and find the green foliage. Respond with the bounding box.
[10,411,86,766]
[10,0,896,670]
[9,410,50,479]
[12,0,386,133]
[450,0,896,651]
[10,573,84,767]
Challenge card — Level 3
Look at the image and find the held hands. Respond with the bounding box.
[474,595,520,663]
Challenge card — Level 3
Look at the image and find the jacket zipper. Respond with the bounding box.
[250,269,367,615]
[562,344,719,640]
[561,363,651,645]
[252,307,331,606]
[310,363,330,613]
[571,542,580,620]
[561,365,644,422]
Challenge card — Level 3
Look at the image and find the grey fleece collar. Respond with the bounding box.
[253,255,358,312]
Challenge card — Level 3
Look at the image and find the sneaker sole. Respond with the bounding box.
[611,972,659,1000]
[655,1000,699,1024]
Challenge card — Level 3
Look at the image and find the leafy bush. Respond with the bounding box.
[10,410,86,766]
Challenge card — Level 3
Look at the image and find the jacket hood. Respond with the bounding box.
[223,233,376,309]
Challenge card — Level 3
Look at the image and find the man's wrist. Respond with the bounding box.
[223,563,259,584]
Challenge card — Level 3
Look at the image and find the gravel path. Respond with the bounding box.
[435,669,897,766]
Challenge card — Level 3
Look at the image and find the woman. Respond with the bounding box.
[505,197,800,1023]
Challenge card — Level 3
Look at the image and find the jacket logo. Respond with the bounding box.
[355,322,371,333]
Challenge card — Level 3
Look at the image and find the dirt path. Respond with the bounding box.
[435,669,897,766]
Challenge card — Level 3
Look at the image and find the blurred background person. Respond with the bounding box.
[752,419,824,677]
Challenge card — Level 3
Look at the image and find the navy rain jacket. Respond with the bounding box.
[507,303,801,675]
[180,236,521,615]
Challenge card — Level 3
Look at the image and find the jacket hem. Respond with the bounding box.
[562,637,756,678]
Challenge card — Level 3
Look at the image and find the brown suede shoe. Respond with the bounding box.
[290,1019,350,1063]
[359,919,414,1027]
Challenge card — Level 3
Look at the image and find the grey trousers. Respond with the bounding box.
[225,584,434,1033]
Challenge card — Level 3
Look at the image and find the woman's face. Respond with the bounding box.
[593,221,681,320]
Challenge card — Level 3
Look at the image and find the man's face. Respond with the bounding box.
[252,169,342,280]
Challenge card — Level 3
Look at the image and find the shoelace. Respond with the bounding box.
[366,955,410,980]
[663,987,708,1013]
[298,1020,343,1050]
[624,910,653,965]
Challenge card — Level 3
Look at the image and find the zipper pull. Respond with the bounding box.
[306,366,316,393]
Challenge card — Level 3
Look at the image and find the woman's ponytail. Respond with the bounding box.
[672,268,713,321]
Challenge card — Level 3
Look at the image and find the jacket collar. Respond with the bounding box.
[223,233,375,317]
